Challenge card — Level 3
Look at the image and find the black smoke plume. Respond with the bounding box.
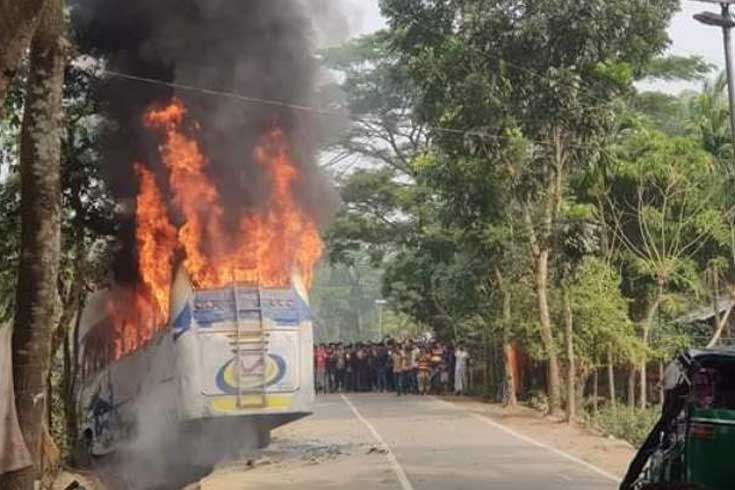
[72,0,338,282]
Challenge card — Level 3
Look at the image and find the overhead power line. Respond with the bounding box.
[104,70,340,116]
[102,69,614,152]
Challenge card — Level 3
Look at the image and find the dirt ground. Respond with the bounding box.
[52,469,105,490]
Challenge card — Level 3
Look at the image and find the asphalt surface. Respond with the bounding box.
[313,393,618,490]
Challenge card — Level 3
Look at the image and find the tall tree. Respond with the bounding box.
[608,129,717,408]
[321,32,428,177]
[556,215,598,421]
[381,0,678,415]
[569,257,640,404]
[1,0,66,487]
[322,32,431,267]
[1,60,118,460]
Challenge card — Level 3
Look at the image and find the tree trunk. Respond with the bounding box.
[639,285,663,410]
[638,360,648,410]
[481,319,490,398]
[533,249,562,415]
[62,322,76,452]
[658,361,665,406]
[607,347,616,408]
[627,367,636,408]
[63,292,85,456]
[639,358,648,410]
[502,342,517,405]
[0,0,48,110]
[592,368,599,415]
[563,286,575,422]
[707,272,733,348]
[1,0,65,488]
[523,128,565,417]
[576,370,590,415]
[707,306,732,348]
[495,267,517,406]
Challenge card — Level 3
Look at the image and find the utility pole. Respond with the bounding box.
[693,0,735,143]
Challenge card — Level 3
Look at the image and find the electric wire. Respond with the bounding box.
[102,68,617,153]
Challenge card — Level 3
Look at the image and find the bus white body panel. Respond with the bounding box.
[76,268,315,460]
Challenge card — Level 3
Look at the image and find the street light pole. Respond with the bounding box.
[693,0,735,143]
[722,4,735,143]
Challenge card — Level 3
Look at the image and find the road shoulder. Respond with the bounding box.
[437,396,635,479]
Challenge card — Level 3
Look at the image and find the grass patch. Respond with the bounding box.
[592,405,659,447]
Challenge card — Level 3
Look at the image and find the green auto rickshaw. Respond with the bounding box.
[621,349,735,490]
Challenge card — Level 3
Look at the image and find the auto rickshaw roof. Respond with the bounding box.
[688,348,735,362]
[663,348,735,391]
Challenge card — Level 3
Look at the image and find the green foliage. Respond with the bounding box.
[640,55,714,82]
[311,251,423,343]
[608,128,718,292]
[327,167,425,264]
[321,31,427,176]
[688,72,733,162]
[0,64,26,171]
[320,1,735,412]
[632,91,694,137]
[382,0,678,137]
[0,59,117,322]
[592,406,660,447]
[0,176,21,323]
[0,70,27,321]
[570,257,641,366]
[311,254,382,342]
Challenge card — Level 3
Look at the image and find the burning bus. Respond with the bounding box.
[74,99,322,471]
[77,269,315,460]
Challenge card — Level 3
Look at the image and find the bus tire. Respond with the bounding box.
[257,427,271,448]
[71,429,94,468]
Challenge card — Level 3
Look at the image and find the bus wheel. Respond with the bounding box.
[257,427,271,448]
[71,429,94,467]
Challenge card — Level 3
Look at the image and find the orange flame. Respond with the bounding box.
[134,163,178,319]
[99,98,324,362]
[143,99,228,289]
[101,289,161,361]
[249,131,323,289]
[141,98,323,296]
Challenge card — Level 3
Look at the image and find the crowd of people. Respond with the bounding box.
[313,339,470,396]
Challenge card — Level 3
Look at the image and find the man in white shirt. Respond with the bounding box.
[454,343,470,395]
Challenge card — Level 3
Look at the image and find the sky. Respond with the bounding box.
[346,1,726,93]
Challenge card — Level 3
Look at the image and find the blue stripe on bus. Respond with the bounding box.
[171,286,313,337]
[172,303,193,340]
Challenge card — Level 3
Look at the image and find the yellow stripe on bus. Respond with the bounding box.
[211,395,294,413]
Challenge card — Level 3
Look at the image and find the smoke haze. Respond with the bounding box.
[69,3,346,488]
[72,0,340,282]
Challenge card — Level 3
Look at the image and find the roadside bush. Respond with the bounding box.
[592,405,659,447]
[526,389,549,413]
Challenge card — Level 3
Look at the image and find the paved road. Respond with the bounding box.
[203,393,620,490]
[318,393,616,490]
